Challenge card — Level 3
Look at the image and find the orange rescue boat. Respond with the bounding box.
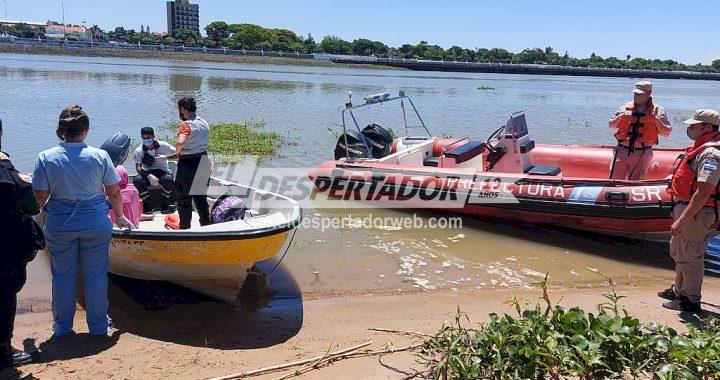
[309,92,679,241]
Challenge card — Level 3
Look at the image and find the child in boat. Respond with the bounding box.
[109,165,153,227]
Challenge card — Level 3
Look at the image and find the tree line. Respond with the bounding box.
[5,21,720,73]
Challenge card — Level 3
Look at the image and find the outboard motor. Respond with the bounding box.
[100,132,132,166]
[361,124,393,159]
[334,132,370,160]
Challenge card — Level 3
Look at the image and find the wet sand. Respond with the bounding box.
[7,283,720,379]
[8,208,720,379]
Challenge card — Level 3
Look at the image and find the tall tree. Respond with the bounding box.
[205,21,230,43]
[319,36,352,55]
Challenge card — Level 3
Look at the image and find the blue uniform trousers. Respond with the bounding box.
[43,196,111,336]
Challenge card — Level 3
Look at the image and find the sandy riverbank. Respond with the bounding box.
[5,282,720,379]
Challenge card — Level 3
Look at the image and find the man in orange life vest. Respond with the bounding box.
[608,81,672,180]
[660,109,720,312]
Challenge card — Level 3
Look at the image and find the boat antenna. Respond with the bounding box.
[401,94,409,136]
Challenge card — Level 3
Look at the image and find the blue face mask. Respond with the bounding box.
[142,139,154,147]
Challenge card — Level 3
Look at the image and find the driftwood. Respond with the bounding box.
[273,342,425,380]
[208,327,431,380]
[207,341,372,380]
[368,327,433,338]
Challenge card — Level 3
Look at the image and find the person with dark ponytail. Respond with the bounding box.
[174,97,212,229]
[32,106,133,337]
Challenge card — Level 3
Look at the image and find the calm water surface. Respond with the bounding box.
[4,53,719,308]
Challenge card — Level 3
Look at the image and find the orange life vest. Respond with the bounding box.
[667,132,720,206]
[614,101,660,146]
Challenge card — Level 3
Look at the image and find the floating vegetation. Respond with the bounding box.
[566,117,592,128]
[161,120,285,156]
[478,86,496,91]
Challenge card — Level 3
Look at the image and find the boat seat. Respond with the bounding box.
[445,141,485,164]
[525,165,561,176]
[423,157,439,167]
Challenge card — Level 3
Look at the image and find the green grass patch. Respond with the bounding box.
[161,120,284,156]
[477,86,496,90]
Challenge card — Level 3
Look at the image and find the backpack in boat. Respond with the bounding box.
[211,195,247,223]
[0,159,45,262]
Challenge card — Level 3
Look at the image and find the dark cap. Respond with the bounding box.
[140,127,155,136]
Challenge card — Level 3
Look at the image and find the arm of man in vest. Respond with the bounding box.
[175,121,191,156]
[671,151,720,236]
[608,105,628,130]
[654,106,672,137]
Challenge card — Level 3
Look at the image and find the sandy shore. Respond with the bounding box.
[5,282,720,379]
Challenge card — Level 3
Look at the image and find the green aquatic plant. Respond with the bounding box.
[477,86,496,91]
[418,281,720,380]
[160,119,285,156]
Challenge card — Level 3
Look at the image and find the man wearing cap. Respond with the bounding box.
[609,81,672,180]
[660,109,720,312]
[133,127,177,213]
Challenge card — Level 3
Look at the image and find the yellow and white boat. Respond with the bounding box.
[110,177,301,303]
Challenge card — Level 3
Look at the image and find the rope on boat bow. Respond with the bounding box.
[268,228,298,275]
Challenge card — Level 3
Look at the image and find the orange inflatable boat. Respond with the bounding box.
[309,92,680,242]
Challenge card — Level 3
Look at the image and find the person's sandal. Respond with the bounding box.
[657,286,677,301]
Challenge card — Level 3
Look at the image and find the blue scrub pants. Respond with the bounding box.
[43,197,112,336]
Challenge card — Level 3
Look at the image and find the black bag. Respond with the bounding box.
[141,146,157,168]
[0,160,45,262]
[18,216,45,262]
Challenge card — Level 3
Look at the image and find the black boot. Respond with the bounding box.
[662,295,702,312]
[657,285,677,301]
[12,348,31,366]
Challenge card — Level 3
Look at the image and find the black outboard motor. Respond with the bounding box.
[100,132,132,166]
[334,132,370,160]
[361,124,393,159]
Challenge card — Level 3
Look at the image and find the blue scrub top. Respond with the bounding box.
[32,142,120,201]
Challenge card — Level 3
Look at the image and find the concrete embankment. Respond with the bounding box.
[0,43,394,70]
[332,57,720,81]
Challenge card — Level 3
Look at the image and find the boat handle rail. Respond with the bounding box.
[440,137,471,156]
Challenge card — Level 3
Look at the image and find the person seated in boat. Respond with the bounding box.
[660,109,720,313]
[608,81,671,180]
[132,127,177,213]
[110,165,154,227]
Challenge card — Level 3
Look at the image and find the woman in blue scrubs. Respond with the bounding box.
[32,106,133,337]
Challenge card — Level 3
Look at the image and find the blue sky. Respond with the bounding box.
[3,0,717,64]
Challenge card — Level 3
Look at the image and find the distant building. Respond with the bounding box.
[166,0,199,36]
[0,19,46,28]
[45,21,88,40]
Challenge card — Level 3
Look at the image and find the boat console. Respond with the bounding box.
[484,112,561,176]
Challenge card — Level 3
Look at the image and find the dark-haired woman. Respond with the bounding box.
[175,97,211,229]
[32,106,133,337]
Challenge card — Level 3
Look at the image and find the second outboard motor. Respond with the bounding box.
[361,124,393,158]
[100,132,132,166]
[334,132,370,160]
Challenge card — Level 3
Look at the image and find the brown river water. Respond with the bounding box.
[3,53,720,312]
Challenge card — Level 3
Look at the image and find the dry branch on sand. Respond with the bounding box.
[207,339,427,380]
